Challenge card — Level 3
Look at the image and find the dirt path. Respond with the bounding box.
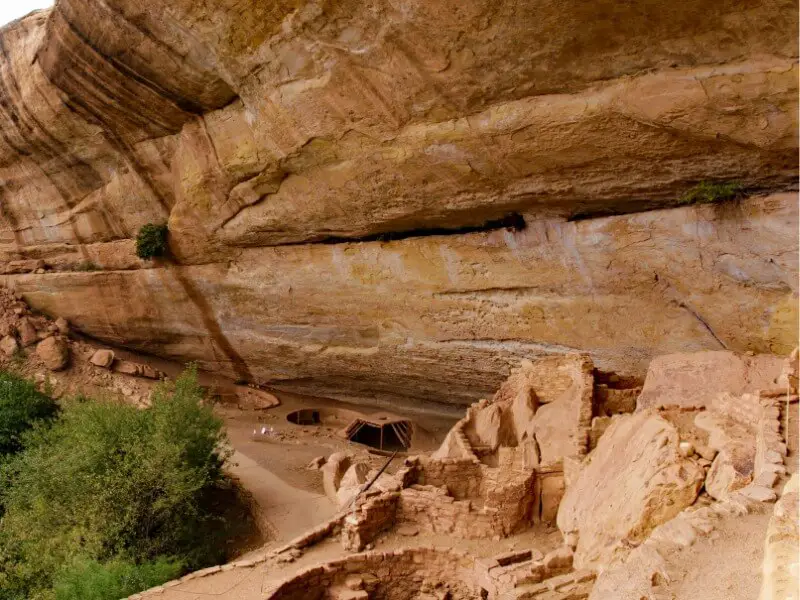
[229,449,336,543]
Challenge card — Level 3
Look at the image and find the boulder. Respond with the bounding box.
[589,544,670,600]
[336,462,370,507]
[55,317,69,334]
[705,444,754,500]
[17,317,38,347]
[0,335,19,357]
[36,337,69,371]
[322,452,352,501]
[638,351,784,411]
[89,349,115,368]
[739,484,777,503]
[113,360,162,379]
[557,412,704,569]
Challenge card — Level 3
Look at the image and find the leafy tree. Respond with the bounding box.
[0,366,231,598]
[0,371,58,458]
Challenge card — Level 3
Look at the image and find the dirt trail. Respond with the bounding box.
[229,449,336,543]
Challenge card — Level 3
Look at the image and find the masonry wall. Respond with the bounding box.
[342,491,400,552]
[266,548,481,600]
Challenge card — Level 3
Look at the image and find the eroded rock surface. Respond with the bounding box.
[759,475,799,600]
[638,351,786,411]
[0,2,797,408]
[557,412,705,569]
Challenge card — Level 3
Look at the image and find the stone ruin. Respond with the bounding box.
[249,348,797,600]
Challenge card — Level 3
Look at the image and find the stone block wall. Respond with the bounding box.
[416,456,485,499]
[266,547,480,600]
[483,448,538,534]
[397,453,562,539]
[758,475,799,600]
[754,391,791,482]
[342,491,400,552]
[573,357,595,459]
[398,484,499,539]
[593,385,640,416]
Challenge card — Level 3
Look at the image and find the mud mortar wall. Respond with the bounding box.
[0,1,797,409]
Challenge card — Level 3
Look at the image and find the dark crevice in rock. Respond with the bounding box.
[277,212,527,246]
[566,184,797,222]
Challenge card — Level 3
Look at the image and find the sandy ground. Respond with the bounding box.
[156,523,564,600]
[660,508,772,600]
[228,450,336,543]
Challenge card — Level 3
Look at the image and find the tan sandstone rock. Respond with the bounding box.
[0,2,795,407]
[557,411,705,569]
[638,351,786,411]
[705,444,755,500]
[758,475,799,600]
[36,336,69,371]
[0,335,19,357]
[113,360,162,380]
[89,349,115,368]
[54,317,69,335]
[323,452,353,502]
[16,317,38,348]
[336,462,370,508]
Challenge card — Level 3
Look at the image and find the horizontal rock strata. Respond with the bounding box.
[0,1,797,408]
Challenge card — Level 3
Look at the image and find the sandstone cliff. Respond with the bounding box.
[0,1,797,409]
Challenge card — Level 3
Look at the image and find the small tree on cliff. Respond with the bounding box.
[135,223,169,259]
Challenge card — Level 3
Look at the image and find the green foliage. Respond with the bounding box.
[679,181,743,205]
[51,557,183,600]
[0,366,231,598]
[135,223,169,259]
[0,371,58,458]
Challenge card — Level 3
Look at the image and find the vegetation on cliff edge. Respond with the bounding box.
[0,366,239,600]
[135,223,169,259]
[678,181,743,205]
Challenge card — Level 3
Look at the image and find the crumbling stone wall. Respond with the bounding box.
[266,547,481,600]
[342,492,400,552]
[394,449,551,540]
[416,457,484,499]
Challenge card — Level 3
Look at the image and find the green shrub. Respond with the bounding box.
[679,181,743,205]
[52,557,183,600]
[0,366,230,597]
[135,223,169,259]
[0,371,58,457]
